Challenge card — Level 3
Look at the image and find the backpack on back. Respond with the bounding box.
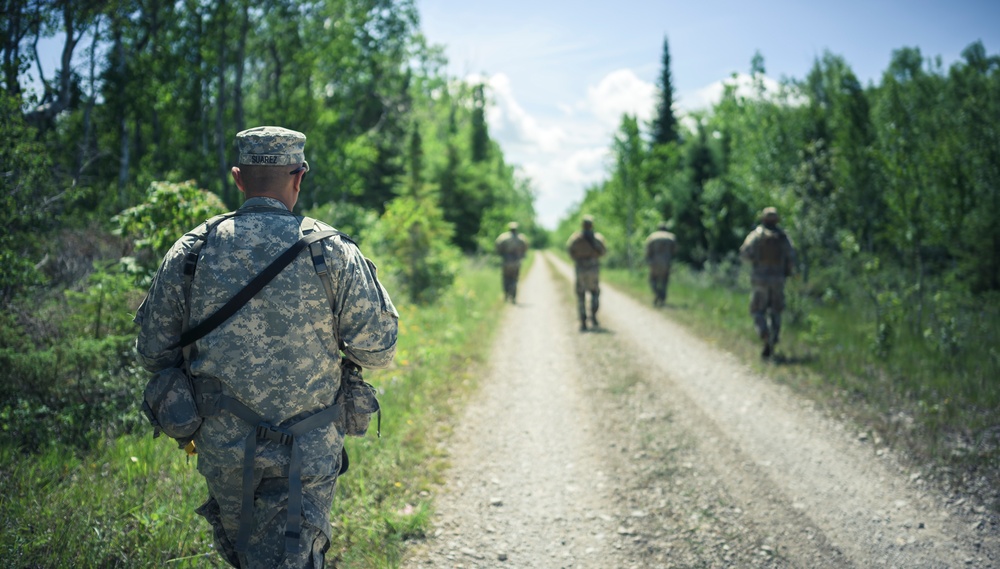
[756,227,786,269]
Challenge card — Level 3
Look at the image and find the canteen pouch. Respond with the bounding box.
[337,361,380,437]
[141,366,203,446]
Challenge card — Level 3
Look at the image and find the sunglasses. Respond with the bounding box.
[289,161,310,175]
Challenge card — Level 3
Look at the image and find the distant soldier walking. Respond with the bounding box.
[567,215,607,331]
[644,222,677,307]
[494,222,529,303]
[739,207,796,358]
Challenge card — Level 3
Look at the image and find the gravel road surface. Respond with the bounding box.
[401,253,998,568]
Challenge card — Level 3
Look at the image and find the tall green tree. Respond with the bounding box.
[651,35,679,146]
[802,52,882,253]
[945,42,1000,292]
[608,114,648,268]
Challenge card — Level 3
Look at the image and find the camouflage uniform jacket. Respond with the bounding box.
[739,224,796,286]
[495,231,528,264]
[644,230,677,267]
[134,197,398,477]
[567,231,607,270]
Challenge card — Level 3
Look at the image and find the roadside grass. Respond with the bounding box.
[600,262,1000,506]
[0,255,514,568]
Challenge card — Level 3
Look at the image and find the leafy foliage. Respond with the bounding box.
[113,180,228,276]
[0,91,53,303]
[569,41,1000,498]
[368,195,461,304]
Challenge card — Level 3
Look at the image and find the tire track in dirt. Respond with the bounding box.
[547,252,997,568]
[402,257,644,568]
[402,253,997,568]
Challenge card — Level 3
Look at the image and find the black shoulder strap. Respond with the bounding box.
[169,229,343,349]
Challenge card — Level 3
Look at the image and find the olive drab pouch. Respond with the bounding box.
[337,361,381,437]
[141,366,203,447]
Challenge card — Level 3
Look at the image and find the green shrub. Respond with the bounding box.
[367,196,462,304]
[113,180,227,278]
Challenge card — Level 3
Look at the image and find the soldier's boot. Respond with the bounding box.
[580,317,588,332]
[759,327,771,358]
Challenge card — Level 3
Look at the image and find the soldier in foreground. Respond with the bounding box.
[644,222,677,307]
[494,221,529,303]
[739,207,796,358]
[567,215,607,331]
[135,126,398,568]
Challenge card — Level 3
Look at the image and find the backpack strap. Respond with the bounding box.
[199,392,343,554]
[178,215,351,555]
[170,228,343,349]
[180,213,237,366]
[301,217,338,316]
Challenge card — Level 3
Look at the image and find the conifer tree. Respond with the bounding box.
[471,83,490,162]
[651,35,679,146]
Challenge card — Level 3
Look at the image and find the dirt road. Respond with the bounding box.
[402,252,997,568]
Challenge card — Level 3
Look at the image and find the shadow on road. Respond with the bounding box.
[769,352,817,366]
[652,302,689,311]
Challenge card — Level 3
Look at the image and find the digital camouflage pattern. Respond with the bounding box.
[495,229,529,302]
[644,228,677,306]
[135,196,398,567]
[236,126,307,166]
[196,466,337,568]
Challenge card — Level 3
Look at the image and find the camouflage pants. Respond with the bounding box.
[502,262,521,300]
[750,282,785,344]
[196,464,337,569]
[575,268,600,320]
[648,265,671,305]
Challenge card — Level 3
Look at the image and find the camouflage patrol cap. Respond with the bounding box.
[760,207,780,222]
[236,126,306,166]
[508,221,519,230]
[582,214,594,228]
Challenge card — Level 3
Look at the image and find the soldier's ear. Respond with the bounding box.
[231,167,246,194]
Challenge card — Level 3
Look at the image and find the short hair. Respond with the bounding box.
[239,164,296,195]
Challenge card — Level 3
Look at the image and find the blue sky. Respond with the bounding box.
[415,0,1000,228]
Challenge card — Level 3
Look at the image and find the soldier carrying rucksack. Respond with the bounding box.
[739,207,796,358]
[567,215,607,331]
[495,221,529,303]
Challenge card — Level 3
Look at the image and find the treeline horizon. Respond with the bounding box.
[2,0,546,461]
[2,0,541,304]
[561,37,999,292]
[2,0,997,479]
[556,36,999,479]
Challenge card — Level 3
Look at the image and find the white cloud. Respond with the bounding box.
[677,72,800,113]
[467,69,659,228]
[525,148,609,229]
[675,72,805,135]
[475,72,566,154]
[577,69,657,128]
